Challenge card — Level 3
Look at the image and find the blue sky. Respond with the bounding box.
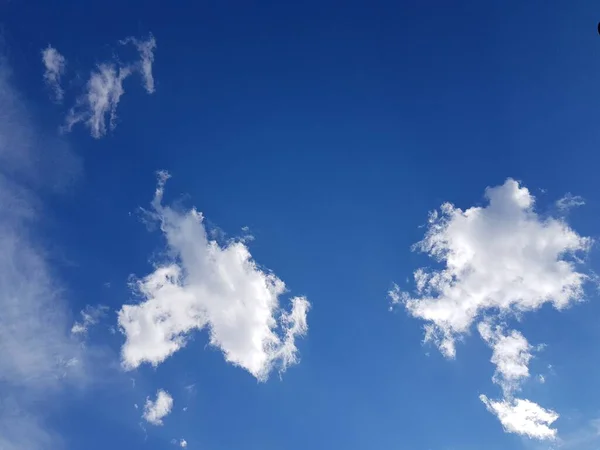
[2,0,600,449]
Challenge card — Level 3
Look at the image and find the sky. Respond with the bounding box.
[2,0,600,449]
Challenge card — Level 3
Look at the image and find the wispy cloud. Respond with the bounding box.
[42,45,66,102]
[0,54,85,449]
[71,305,109,336]
[478,321,535,397]
[392,178,592,440]
[143,389,173,426]
[64,64,132,139]
[556,193,585,212]
[120,34,157,93]
[118,172,310,381]
[62,34,156,138]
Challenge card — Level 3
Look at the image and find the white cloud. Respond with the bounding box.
[42,45,66,102]
[480,395,559,440]
[71,304,109,335]
[478,321,533,396]
[0,53,84,450]
[538,374,545,384]
[118,172,310,381]
[394,179,591,441]
[121,34,156,93]
[556,193,585,212]
[0,58,83,389]
[391,178,591,359]
[65,64,132,139]
[143,389,173,426]
[171,439,187,448]
[64,35,156,138]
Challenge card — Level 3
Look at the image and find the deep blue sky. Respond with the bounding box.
[3,1,600,449]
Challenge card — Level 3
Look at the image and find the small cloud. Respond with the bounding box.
[171,439,187,448]
[538,374,545,384]
[142,389,173,426]
[120,34,156,94]
[64,64,132,138]
[42,45,66,102]
[480,395,558,440]
[71,304,108,336]
[63,35,156,138]
[478,321,534,396]
[556,193,585,212]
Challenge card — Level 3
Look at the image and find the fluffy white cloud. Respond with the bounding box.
[394,179,591,441]
[478,321,533,396]
[118,172,310,381]
[64,35,156,138]
[391,178,590,359]
[480,395,559,440]
[71,305,108,336]
[41,46,66,102]
[143,389,173,426]
[171,438,187,448]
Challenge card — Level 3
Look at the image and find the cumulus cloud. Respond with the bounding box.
[42,45,66,102]
[393,179,590,440]
[391,178,590,359]
[118,172,310,381]
[71,305,109,336]
[0,53,84,449]
[143,389,173,426]
[480,395,559,440]
[64,35,156,138]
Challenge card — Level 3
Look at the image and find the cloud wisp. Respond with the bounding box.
[42,45,66,103]
[71,305,109,336]
[62,34,156,138]
[118,172,310,381]
[120,34,157,94]
[0,53,85,450]
[391,178,592,440]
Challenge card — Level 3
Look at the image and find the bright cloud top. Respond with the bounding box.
[393,179,591,440]
[63,34,156,138]
[391,178,590,359]
[41,46,66,102]
[143,389,173,426]
[118,172,310,381]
